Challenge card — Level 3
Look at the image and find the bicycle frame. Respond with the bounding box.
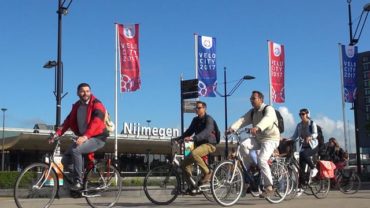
[228,131,259,186]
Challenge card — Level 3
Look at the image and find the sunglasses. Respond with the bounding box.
[195,107,203,110]
[299,113,306,116]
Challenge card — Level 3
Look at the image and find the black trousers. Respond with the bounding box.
[299,146,319,170]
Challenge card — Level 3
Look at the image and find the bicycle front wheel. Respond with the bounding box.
[211,160,244,207]
[310,176,330,199]
[338,172,361,194]
[84,161,122,208]
[285,165,299,200]
[143,164,180,205]
[14,162,58,208]
[265,162,289,204]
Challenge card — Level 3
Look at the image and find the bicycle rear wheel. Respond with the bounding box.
[211,160,244,207]
[84,161,122,208]
[310,176,330,199]
[265,162,289,204]
[143,164,180,205]
[338,172,361,194]
[14,162,58,208]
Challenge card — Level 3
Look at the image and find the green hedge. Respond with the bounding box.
[122,177,144,186]
[0,171,21,189]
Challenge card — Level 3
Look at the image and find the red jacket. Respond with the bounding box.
[56,94,109,140]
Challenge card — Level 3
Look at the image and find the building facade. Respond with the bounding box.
[356,51,370,151]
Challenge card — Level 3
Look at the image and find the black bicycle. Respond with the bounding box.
[143,138,215,205]
[284,138,330,199]
[14,135,122,208]
[332,166,361,194]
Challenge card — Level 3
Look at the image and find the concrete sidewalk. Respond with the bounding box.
[2,189,370,208]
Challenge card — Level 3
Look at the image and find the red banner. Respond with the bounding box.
[268,41,285,103]
[117,24,140,92]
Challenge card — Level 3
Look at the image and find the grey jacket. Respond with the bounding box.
[290,120,318,149]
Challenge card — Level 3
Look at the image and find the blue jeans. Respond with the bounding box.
[62,137,105,183]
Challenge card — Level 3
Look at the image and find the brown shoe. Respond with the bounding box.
[200,170,213,184]
[259,188,275,198]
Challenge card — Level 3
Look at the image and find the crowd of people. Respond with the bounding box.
[48,84,348,197]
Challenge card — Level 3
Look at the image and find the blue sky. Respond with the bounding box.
[1,0,370,152]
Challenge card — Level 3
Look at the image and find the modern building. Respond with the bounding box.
[0,123,227,174]
[356,51,370,152]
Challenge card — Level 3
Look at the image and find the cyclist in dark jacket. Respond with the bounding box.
[180,101,217,189]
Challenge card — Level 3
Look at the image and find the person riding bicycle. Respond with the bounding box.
[289,108,319,196]
[228,90,280,198]
[49,83,109,191]
[324,137,348,170]
[178,101,217,190]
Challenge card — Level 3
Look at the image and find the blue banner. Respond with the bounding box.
[197,35,217,97]
[341,45,358,103]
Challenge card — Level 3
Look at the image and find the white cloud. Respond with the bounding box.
[278,107,355,153]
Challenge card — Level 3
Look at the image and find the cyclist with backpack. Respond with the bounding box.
[228,90,280,198]
[290,108,319,195]
[178,101,218,189]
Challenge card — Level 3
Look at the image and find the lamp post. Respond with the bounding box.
[1,108,7,171]
[347,0,370,176]
[44,0,73,129]
[221,67,255,157]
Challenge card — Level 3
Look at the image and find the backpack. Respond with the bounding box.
[309,120,323,140]
[214,120,221,144]
[251,105,284,133]
[307,120,321,149]
[207,114,221,144]
[104,110,115,134]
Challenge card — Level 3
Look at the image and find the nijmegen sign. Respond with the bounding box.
[122,122,180,138]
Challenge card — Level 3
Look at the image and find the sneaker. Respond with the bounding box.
[296,188,304,197]
[310,168,319,178]
[200,170,213,185]
[70,182,83,191]
[259,188,275,198]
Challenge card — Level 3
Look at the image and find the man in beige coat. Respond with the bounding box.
[229,90,280,198]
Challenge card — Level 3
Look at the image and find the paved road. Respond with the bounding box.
[2,188,370,208]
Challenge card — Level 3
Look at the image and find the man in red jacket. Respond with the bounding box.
[50,83,109,190]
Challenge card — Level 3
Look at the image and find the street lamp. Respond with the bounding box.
[1,108,7,171]
[348,0,370,45]
[347,0,370,176]
[45,0,73,129]
[220,67,255,157]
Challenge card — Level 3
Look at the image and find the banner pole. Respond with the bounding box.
[339,43,348,152]
[194,33,198,79]
[114,24,119,163]
[267,40,272,106]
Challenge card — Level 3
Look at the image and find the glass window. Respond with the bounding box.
[365,80,369,87]
[364,63,370,71]
[366,89,370,95]
[364,71,370,79]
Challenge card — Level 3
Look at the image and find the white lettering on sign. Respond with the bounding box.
[123,122,180,138]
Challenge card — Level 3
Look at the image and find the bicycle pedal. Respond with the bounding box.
[82,193,101,198]
[199,184,210,191]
